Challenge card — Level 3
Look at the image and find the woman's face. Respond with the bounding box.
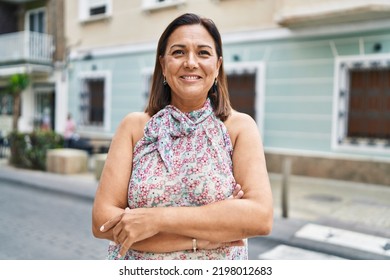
[160,24,222,109]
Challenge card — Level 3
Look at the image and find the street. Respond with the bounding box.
[1,177,389,260]
[0,179,107,260]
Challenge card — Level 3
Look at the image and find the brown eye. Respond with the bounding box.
[172,50,184,55]
[199,50,211,56]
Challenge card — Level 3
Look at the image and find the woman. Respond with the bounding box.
[64,113,76,148]
[92,13,273,260]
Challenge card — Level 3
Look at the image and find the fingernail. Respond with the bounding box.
[238,190,244,196]
[117,254,122,259]
[100,225,105,232]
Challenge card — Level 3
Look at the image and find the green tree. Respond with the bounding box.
[1,74,30,166]
[6,73,30,131]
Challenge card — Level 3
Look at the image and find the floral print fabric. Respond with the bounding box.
[107,99,248,260]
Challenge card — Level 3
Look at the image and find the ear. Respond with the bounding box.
[159,55,165,76]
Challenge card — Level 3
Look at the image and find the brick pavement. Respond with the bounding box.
[1,158,390,240]
[270,174,390,237]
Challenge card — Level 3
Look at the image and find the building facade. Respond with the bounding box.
[0,0,66,135]
[65,0,390,184]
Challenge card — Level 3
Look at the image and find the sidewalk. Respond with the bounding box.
[0,158,98,201]
[1,157,390,238]
[270,173,390,237]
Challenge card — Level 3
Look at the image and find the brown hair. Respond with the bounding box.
[145,13,231,121]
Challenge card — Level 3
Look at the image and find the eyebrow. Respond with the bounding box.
[169,44,213,50]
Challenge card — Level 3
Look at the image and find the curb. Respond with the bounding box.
[0,163,98,201]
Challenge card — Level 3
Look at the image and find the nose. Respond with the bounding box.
[185,52,198,69]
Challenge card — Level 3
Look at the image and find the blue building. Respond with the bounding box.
[65,0,390,185]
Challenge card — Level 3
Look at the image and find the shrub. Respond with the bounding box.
[8,130,64,170]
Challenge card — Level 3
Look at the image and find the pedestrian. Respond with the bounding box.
[40,107,51,131]
[64,113,76,148]
[92,13,273,260]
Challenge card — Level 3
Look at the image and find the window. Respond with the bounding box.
[333,55,390,153]
[79,72,111,131]
[227,72,256,120]
[348,69,390,139]
[34,91,55,131]
[142,0,186,12]
[225,62,265,132]
[80,78,104,126]
[25,8,46,33]
[0,94,13,116]
[79,0,112,22]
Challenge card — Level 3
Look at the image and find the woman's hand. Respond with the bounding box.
[100,207,159,258]
[229,183,244,199]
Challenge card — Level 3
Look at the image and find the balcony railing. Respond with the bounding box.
[0,31,54,65]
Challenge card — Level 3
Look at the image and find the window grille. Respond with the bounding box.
[333,56,390,153]
[79,0,112,22]
[348,68,390,140]
[79,78,105,126]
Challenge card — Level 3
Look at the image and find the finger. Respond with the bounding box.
[228,184,241,199]
[233,183,241,194]
[118,238,134,258]
[112,224,124,245]
[232,184,244,199]
[235,190,244,199]
[100,213,123,232]
[114,208,131,244]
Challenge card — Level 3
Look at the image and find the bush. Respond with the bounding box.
[8,130,64,170]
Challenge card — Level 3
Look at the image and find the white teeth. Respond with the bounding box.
[182,76,199,80]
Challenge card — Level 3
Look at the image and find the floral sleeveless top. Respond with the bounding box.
[107,99,248,260]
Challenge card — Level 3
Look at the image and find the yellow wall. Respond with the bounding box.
[65,0,280,51]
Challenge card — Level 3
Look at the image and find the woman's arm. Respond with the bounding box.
[131,233,244,253]
[101,185,244,253]
[101,112,273,257]
[92,112,146,240]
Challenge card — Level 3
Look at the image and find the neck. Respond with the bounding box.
[170,96,207,112]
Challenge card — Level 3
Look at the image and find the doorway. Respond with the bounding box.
[34,91,55,131]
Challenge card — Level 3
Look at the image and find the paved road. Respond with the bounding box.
[0,179,108,260]
[1,177,389,260]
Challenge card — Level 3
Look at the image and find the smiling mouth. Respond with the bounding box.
[180,75,201,80]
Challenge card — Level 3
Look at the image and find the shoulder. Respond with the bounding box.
[120,112,150,128]
[226,110,256,124]
[116,112,150,144]
[223,110,260,147]
[224,110,258,135]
